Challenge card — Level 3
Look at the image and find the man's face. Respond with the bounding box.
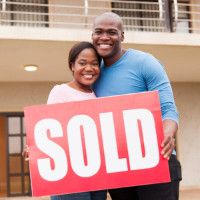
[92,18,124,62]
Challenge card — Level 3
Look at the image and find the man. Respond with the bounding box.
[92,12,182,200]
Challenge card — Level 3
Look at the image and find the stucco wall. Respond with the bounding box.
[0,82,55,112]
[0,82,199,189]
[173,83,200,189]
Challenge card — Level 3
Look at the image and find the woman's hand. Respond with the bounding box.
[22,145,30,161]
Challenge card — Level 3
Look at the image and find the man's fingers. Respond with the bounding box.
[161,136,175,159]
[161,136,171,147]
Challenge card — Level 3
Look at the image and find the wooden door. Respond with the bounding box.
[0,116,7,197]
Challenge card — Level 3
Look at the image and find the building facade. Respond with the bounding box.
[0,0,200,197]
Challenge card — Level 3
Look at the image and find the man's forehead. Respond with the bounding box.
[95,17,119,24]
[94,26,119,31]
[93,20,121,31]
[93,15,123,31]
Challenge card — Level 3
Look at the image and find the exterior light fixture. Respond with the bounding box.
[24,65,38,72]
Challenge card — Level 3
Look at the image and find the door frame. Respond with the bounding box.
[0,112,31,197]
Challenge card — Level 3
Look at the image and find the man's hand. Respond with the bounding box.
[161,135,175,160]
[161,119,178,160]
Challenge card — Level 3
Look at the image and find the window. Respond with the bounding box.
[1,0,48,27]
[172,0,191,33]
[111,0,191,33]
[5,113,30,197]
[112,0,164,32]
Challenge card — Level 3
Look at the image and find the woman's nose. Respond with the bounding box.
[84,65,93,70]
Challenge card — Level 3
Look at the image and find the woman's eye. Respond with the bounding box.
[79,62,86,66]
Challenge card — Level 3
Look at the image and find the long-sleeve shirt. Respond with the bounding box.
[93,49,179,123]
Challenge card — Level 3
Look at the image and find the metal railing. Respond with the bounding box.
[0,0,200,33]
[172,2,200,33]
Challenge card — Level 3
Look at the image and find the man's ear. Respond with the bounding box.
[91,32,94,41]
[121,31,124,42]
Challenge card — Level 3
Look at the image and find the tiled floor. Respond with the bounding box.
[0,189,199,200]
[179,189,200,200]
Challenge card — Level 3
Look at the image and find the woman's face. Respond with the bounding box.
[71,48,100,90]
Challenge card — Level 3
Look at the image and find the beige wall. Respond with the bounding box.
[0,82,200,189]
[173,83,200,189]
[0,82,55,112]
[48,0,111,29]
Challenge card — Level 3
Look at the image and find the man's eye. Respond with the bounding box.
[94,30,102,35]
[108,31,117,35]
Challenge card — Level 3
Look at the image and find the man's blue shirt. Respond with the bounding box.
[93,49,179,123]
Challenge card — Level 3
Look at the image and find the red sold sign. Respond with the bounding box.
[24,91,170,197]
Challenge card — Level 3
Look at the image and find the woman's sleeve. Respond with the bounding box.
[47,85,60,104]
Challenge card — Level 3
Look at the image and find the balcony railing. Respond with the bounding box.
[0,0,200,33]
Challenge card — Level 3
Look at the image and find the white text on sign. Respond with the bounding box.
[34,109,159,181]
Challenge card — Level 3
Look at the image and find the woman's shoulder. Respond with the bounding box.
[47,83,69,104]
[51,83,68,90]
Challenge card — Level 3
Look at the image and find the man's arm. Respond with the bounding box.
[142,54,179,159]
[161,119,178,160]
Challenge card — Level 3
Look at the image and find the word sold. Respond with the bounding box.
[34,109,159,181]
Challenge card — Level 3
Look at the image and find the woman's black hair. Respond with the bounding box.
[68,41,101,70]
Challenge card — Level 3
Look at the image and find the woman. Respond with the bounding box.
[24,41,107,200]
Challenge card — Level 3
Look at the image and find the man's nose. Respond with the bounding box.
[99,32,110,40]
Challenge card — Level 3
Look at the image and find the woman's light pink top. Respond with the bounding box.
[47,83,96,104]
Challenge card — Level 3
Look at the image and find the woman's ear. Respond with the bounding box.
[70,63,74,72]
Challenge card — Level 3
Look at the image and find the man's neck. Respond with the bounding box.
[104,49,126,67]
